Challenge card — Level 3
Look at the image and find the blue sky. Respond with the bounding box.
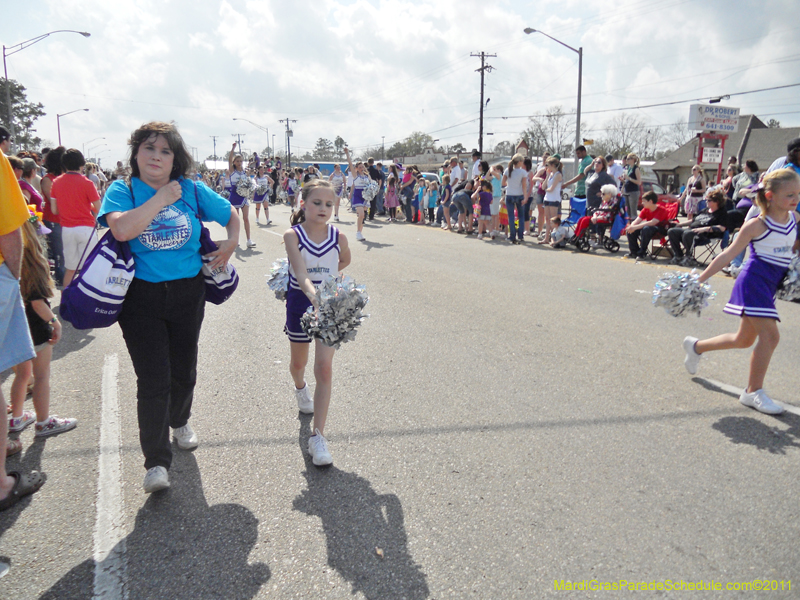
[3,0,799,165]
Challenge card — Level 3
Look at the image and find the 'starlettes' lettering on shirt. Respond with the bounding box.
[138,205,192,251]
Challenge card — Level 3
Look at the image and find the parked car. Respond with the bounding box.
[419,172,441,186]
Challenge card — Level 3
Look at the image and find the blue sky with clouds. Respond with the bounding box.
[3,0,799,165]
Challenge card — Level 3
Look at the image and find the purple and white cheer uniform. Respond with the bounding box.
[228,170,248,209]
[724,214,797,321]
[351,174,370,207]
[253,175,270,204]
[284,224,341,343]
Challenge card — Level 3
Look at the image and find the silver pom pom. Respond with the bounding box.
[236,177,255,199]
[277,188,289,202]
[266,258,290,301]
[363,181,379,202]
[255,184,268,196]
[652,269,715,317]
[777,254,800,301]
[220,189,231,199]
[300,276,369,349]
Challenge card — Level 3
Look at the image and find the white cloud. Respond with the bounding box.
[2,0,798,164]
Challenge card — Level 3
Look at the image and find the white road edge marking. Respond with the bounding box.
[703,377,800,416]
[93,353,127,600]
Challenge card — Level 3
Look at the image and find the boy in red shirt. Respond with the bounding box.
[625,191,670,259]
[51,149,100,286]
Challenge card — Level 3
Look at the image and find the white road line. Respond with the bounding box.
[93,354,127,600]
[264,229,283,237]
[702,377,800,416]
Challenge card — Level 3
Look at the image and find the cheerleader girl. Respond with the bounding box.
[9,219,77,439]
[283,179,351,466]
[344,147,369,241]
[253,165,274,225]
[684,169,800,415]
[226,143,256,247]
[328,163,346,222]
[384,174,400,221]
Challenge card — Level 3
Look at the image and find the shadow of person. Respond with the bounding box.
[48,323,96,364]
[39,452,270,600]
[712,413,800,455]
[362,240,394,251]
[293,415,429,599]
[0,436,46,540]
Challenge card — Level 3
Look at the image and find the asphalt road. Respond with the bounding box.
[1,203,799,599]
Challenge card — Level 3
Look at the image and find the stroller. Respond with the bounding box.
[570,194,627,253]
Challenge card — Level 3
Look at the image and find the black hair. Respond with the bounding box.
[523,158,533,171]
[62,148,86,171]
[745,159,759,172]
[128,121,193,181]
[44,146,66,176]
[575,145,586,153]
[479,160,490,175]
[0,126,10,142]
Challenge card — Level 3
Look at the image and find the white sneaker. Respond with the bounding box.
[246,239,257,248]
[739,389,785,415]
[173,423,198,450]
[308,429,333,466]
[683,336,701,375]
[266,219,272,225]
[143,466,170,493]
[356,231,365,241]
[294,382,314,414]
[334,216,339,222]
[477,233,484,240]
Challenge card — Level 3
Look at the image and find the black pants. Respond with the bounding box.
[368,197,377,220]
[667,227,708,259]
[119,273,205,470]
[627,225,664,256]
[427,208,435,222]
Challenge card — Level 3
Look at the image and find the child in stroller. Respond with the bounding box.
[571,184,623,253]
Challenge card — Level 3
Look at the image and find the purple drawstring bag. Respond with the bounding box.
[191,183,239,305]
[60,229,135,329]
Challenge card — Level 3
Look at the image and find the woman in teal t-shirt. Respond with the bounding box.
[99,121,239,494]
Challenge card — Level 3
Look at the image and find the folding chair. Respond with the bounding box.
[692,230,729,265]
[648,202,680,258]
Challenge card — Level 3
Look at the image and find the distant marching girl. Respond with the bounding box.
[283,179,352,465]
[328,163,346,222]
[683,168,800,415]
[226,142,256,247]
[253,164,274,225]
[344,147,369,241]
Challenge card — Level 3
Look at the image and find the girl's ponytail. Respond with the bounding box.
[290,207,305,225]
[755,168,800,216]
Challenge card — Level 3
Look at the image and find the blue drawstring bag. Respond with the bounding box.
[60,229,135,329]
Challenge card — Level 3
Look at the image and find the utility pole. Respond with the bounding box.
[279,118,297,168]
[209,135,219,161]
[471,51,496,155]
[231,133,245,163]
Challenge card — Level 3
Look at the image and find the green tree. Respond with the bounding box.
[0,79,46,150]
[313,138,334,160]
[767,119,781,128]
[449,142,466,154]
[333,136,347,161]
[385,131,435,159]
[493,140,515,156]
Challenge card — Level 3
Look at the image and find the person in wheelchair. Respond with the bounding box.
[625,191,671,260]
[667,188,728,266]
[571,184,621,252]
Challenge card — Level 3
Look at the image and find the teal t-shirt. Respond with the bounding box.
[575,155,593,196]
[98,177,232,283]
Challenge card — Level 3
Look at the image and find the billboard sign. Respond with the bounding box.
[688,104,740,133]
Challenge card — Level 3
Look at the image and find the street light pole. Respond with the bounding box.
[382,136,385,161]
[524,27,583,155]
[3,30,90,152]
[233,117,270,156]
[57,108,89,146]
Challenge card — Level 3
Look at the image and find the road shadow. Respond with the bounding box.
[234,246,264,259]
[712,413,800,455]
[692,377,741,399]
[0,437,46,556]
[39,452,269,600]
[362,240,394,251]
[293,415,429,599]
